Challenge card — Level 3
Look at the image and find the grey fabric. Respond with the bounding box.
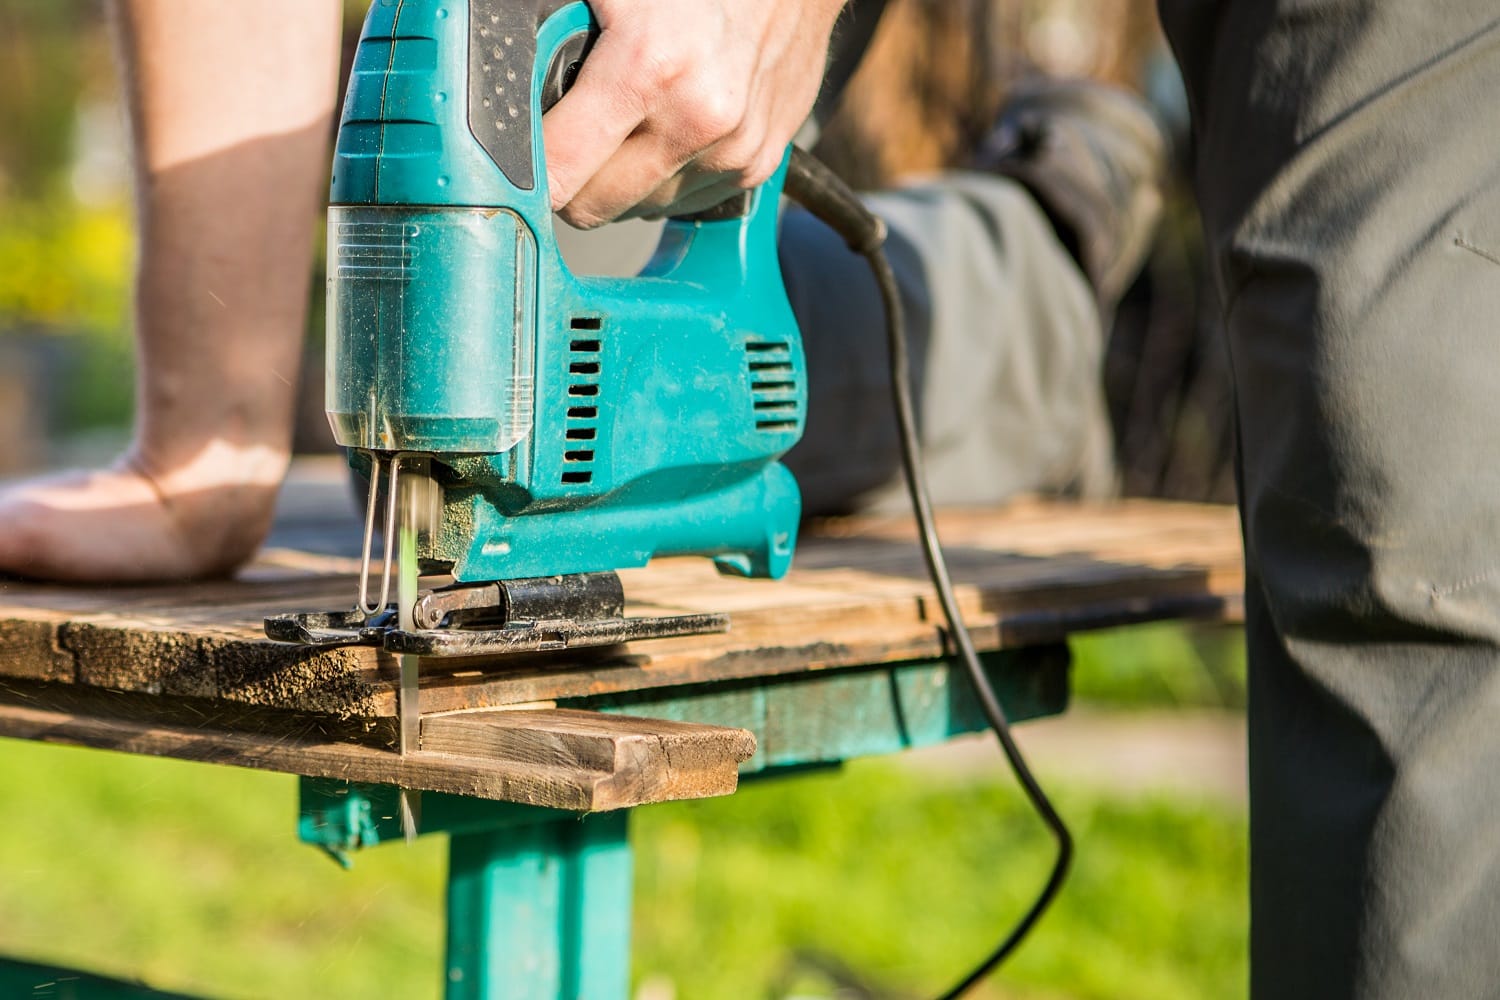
[781,172,1108,514]
[1158,3,1500,998]
[555,173,1110,515]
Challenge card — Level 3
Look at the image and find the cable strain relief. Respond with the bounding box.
[784,146,888,255]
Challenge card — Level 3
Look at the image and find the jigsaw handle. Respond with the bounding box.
[328,0,796,457]
[332,0,773,275]
[532,2,779,293]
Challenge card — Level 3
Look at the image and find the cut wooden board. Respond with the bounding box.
[0,701,754,810]
[0,495,1242,724]
[422,708,756,806]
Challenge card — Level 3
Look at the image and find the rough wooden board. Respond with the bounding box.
[0,701,753,810]
[0,612,73,683]
[401,587,1219,717]
[0,497,1243,721]
[813,499,1245,599]
[422,708,756,806]
[0,679,395,748]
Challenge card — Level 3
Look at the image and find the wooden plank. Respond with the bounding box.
[0,644,1070,800]
[0,496,1243,722]
[0,612,73,683]
[0,678,395,747]
[0,700,753,811]
[422,709,756,806]
[402,587,1221,717]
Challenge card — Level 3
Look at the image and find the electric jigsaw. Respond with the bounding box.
[265,0,1077,976]
[265,0,808,749]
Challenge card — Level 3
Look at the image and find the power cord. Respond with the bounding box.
[782,146,1074,999]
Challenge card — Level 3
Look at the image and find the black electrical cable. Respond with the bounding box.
[782,146,1074,999]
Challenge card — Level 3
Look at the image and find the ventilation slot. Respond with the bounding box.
[745,339,801,433]
[562,329,603,485]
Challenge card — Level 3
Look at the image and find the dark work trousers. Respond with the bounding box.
[1158,3,1500,997]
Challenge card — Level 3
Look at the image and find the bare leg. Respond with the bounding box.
[0,0,340,582]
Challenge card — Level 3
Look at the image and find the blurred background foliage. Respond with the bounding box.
[0,1,98,201]
[0,0,134,470]
[0,2,1246,998]
[0,198,129,331]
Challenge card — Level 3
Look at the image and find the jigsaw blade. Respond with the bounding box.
[396,467,426,841]
[397,485,420,755]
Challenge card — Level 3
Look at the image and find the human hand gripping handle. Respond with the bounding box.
[540,0,848,228]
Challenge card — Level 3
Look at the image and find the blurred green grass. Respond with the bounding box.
[0,713,1245,1000]
[1071,624,1245,711]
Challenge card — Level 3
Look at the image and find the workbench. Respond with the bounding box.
[0,459,1242,999]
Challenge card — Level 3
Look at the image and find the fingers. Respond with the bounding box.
[626,174,745,221]
[550,95,784,227]
[562,130,747,227]
[538,0,843,226]
[554,130,691,229]
[541,8,741,215]
[542,6,760,226]
[539,30,650,215]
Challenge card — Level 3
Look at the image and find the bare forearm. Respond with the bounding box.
[111,0,341,464]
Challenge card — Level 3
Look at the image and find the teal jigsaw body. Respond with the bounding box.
[327,0,806,582]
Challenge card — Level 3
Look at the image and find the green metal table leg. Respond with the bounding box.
[445,811,632,1000]
[300,781,634,1000]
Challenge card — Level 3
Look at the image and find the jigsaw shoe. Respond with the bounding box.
[977,78,1168,311]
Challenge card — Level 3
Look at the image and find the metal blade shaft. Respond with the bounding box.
[396,465,425,841]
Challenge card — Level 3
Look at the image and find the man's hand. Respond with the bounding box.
[541,0,846,228]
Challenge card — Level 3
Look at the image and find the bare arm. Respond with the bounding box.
[118,0,339,483]
[0,0,341,582]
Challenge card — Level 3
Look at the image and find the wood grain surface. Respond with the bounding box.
[0,489,1242,723]
[0,701,753,810]
[0,466,1242,807]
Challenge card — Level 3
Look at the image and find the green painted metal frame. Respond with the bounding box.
[296,647,1069,1000]
[446,812,631,1000]
[0,959,199,1000]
